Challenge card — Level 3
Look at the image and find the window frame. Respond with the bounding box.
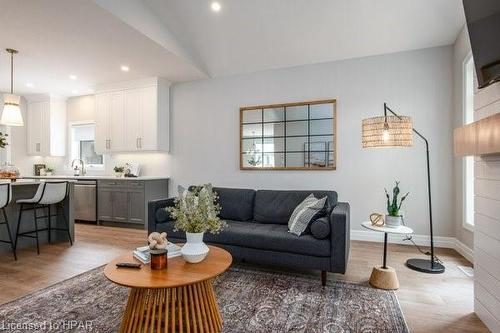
[462,53,475,232]
[68,121,104,171]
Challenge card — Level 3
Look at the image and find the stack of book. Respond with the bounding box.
[133,243,182,264]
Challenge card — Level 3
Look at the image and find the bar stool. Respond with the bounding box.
[15,181,72,255]
[0,183,16,260]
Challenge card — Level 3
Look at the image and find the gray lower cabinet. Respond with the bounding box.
[128,190,145,223]
[97,179,168,228]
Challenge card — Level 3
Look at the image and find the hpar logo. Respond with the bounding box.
[58,320,94,331]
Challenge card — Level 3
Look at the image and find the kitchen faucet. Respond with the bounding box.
[71,159,86,176]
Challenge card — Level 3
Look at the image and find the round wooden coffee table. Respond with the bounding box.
[104,245,232,333]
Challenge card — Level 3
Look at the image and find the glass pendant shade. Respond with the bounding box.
[362,115,413,148]
[1,93,24,126]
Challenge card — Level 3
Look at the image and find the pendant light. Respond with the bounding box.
[1,48,24,126]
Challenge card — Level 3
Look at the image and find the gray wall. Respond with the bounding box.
[168,46,455,236]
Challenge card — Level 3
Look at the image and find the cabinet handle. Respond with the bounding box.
[139,137,142,149]
[36,143,40,152]
[105,139,109,149]
[136,138,140,149]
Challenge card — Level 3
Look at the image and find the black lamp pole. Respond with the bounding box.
[384,103,445,274]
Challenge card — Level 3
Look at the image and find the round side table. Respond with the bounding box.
[361,221,413,290]
[104,245,232,333]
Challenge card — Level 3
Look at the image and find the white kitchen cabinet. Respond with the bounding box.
[95,93,110,153]
[95,77,169,153]
[26,96,66,156]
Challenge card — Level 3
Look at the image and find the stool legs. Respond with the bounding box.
[47,205,51,244]
[33,206,40,255]
[56,203,72,246]
[15,203,72,255]
[1,208,16,261]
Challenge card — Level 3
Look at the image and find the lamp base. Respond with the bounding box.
[406,258,445,274]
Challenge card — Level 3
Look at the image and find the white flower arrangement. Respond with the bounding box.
[167,184,226,234]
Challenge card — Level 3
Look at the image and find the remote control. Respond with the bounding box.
[116,262,141,269]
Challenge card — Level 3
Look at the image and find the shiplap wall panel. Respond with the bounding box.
[475,178,500,200]
[475,284,500,322]
[474,79,500,333]
[475,248,500,284]
[474,82,500,110]
[476,266,500,304]
[476,160,500,180]
[475,213,500,242]
[475,230,500,262]
[475,196,500,220]
[475,301,500,333]
[475,98,500,120]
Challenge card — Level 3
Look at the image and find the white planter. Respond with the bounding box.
[115,172,123,178]
[385,215,402,228]
[181,232,210,263]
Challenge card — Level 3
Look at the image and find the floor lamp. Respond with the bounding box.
[361,103,445,274]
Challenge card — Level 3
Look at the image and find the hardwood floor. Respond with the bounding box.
[0,223,489,333]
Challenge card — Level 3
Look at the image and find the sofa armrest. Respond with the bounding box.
[148,197,176,233]
[329,202,350,274]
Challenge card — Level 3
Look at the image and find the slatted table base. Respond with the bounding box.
[120,279,222,333]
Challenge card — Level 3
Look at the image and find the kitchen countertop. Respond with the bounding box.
[2,179,77,186]
[23,175,169,181]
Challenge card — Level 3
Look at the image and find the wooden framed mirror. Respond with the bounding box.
[240,99,337,170]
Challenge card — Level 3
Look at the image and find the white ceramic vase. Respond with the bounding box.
[181,232,210,263]
[385,215,402,228]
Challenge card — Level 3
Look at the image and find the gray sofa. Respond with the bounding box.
[148,187,350,285]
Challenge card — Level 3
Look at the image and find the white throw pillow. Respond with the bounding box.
[288,194,327,236]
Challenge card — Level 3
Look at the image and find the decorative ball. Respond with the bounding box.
[148,232,168,250]
[370,213,384,227]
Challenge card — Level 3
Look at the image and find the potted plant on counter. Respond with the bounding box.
[45,167,55,176]
[113,166,124,178]
[384,181,409,227]
[167,184,226,263]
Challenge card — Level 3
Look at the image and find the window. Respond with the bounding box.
[70,123,103,168]
[463,54,474,231]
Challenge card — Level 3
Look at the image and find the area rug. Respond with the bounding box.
[0,266,408,333]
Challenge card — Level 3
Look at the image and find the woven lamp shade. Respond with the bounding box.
[362,115,413,148]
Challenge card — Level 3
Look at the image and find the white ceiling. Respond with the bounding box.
[0,0,465,97]
[0,0,206,97]
[147,0,465,77]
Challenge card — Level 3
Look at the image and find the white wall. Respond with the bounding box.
[473,81,500,332]
[452,27,474,249]
[168,46,455,236]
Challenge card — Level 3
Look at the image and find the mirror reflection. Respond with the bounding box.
[240,100,336,170]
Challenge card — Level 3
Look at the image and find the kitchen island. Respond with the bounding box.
[0,179,75,256]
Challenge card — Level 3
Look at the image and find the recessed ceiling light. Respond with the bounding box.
[121,65,130,72]
[211,2,221,12]
[26,82,34,87]
[69,74,77,80]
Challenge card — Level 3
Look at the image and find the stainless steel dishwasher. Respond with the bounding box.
[74,180,97,222]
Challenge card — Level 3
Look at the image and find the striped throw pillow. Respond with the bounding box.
[288,194,327,236]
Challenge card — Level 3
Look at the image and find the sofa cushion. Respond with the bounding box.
[288,194,327,236]
[160,220,330,257]
[213,187,256,221]
[253,190,338,224]
[310,217,331,239]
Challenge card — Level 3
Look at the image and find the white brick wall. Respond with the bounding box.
[474,81,500,333]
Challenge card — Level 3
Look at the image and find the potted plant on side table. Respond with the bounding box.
[167,184,226,263]
[384,181,409,228]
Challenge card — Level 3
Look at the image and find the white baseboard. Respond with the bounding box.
[351,229,474,263]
